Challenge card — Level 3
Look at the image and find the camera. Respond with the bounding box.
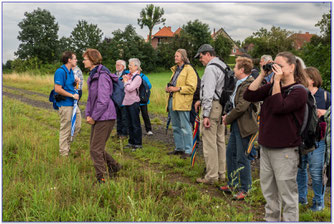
[54,94,66,102]
[262,62,275,72]
[224,101,233,114]
[167,82,174,87]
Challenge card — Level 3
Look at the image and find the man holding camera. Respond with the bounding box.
[54,51,82,157]
[219,56,259,200]
[260,55,274,83]
[194,44,227,184]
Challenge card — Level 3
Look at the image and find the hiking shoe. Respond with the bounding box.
[299,199,308,205]
[124,143,134,149]
[108,163,122,178]
[196,177,215,185]
[147,131,153,136]
[233,191,247,200]
[131,145,142,152]
[167,150,184,155]
[310,203,324,212]
[218,185,233,193]
[97,177,106,184]
[180,153,191,159]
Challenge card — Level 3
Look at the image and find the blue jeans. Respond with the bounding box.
[125,102,142,146]
[168,98,193,154]
[297,140,326,207]
[226,121,252,192]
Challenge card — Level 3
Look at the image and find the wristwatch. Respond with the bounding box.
[72,94,75,99]
[179,87,182,92]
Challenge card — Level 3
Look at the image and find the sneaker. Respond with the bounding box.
[108,163,122,178]
[167,150,184,155]
[147,131,153,136]
[218,185,233,193]
[124,143,134,149]
[233,191,247,200]
[196,177,215,185]
[180,153,191,159]
[97,177,106,184]
[299,199,308,205]
[131,145,142,152]
[310,203,324,212]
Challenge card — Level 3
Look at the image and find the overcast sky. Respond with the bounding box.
[1,1,331,63]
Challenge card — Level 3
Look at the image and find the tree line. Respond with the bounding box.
[3,6,331,90]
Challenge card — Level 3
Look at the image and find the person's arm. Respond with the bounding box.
[91,73,112,121]
[124,75,142,92]
[54,69,79,99]
[178,66,197,95]
[201,66,217,118]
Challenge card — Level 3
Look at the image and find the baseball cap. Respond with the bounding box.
[194,44,215,59]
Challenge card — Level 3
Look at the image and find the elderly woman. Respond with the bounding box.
[244,52,308,221]
[83,49,121,184]
[166,49,197,159]
[297,67,331,211]
[122,58,142,150]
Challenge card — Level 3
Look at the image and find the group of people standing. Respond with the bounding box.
[53,43,330,221]
[54,49,153,184]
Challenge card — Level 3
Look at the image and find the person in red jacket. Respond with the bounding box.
[244,52,308,222]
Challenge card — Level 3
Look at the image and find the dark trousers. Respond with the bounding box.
[140,104,152,132]
[90,120,118,179]
[125,102,142,146]
[116,105,128,136]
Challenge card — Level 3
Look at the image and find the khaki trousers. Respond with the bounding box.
[58,106,81,156]
[90,120,118,179]
[260,146,299,222]
[200,101,226,181]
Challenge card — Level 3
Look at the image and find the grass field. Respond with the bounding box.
[2,72,332,222]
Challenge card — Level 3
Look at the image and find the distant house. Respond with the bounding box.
[148,26,182,49]
[290,32,315,50]
[211,28,242,56]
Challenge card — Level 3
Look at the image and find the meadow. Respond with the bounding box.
[2,72,331,222]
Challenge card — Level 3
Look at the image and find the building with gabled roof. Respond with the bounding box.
[212,27,242,56]
[148,26,182,49]
[290,32,315,50]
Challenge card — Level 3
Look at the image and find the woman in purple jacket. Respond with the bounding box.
[244,52,308,221]
[83,49,121,184]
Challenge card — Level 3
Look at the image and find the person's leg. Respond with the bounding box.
[234,123,252,192]
[296,154,309,204]
[178,111,193,154]
[120,106,129,136]
[140,104,152,133]
[128,102,142,146]
[226,121,237,187]
[308,140,326,209]
[260,146,282,221]
[58,106,72,156]
[271,147,299,221]
[169,98,184,152]
[125,106,135,145]
[116,105,123,136]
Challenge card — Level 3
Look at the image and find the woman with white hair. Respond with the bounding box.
[122,58,142,150]
[166,49,197,159]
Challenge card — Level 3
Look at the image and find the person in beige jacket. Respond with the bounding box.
[166,49,197,159]
[220,56,259,200]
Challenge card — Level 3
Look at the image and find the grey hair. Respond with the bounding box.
[176,49,190,64]
[295,56,306,69]
[261,55,273,62]
[129,58,142,72]
[116,59,126,68]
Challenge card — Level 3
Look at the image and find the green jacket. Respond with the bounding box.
[166,64,197,111]
[225,75,259,138]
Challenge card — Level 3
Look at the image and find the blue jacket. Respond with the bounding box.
[140,73,152,105]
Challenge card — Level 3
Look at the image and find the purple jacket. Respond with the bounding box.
[86,64,118,121]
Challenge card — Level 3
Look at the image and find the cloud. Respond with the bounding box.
[1,1,330,62]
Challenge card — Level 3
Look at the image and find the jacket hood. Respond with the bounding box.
[90,64,118,82]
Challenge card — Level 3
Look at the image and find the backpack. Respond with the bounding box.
[110,74,125,107]
[286,84,321,155]
[49,67,68,110]
[210,63,236,112]
[132,73,151,104]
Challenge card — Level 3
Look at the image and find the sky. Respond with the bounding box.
[1,0,331,63]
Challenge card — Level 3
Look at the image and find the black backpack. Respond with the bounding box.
[286,84,321,155]
[132,73,151,104]
[210,63,236,111]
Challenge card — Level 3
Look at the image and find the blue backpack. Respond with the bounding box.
[132,73,151,104]
[111,78,125,107]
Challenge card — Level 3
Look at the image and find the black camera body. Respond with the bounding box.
[54,94,66,102]
[224,101,233,114]
[167,82,174,87]
[262,62,275,72]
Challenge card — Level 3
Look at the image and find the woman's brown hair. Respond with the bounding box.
[82,48,102,65]
[304,67,323,88]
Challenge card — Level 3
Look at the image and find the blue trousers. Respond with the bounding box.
[226,121,252,192]
[125,102,142,146]
[168,98,193,154]
[297,140,326,207]
[116,105,128,136]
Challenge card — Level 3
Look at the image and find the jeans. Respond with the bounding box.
[116,105,128,136]
[168,98,193,154]
[125,102,142,146]
[140,104,152,132]
[226,121,252,192]
[297,140,326,207]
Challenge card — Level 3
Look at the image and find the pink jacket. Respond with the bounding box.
[122,72,142,106]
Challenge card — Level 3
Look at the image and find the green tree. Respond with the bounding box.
[244,26,294,58]
[211,34,233,61]
[69,20,103,67]
[137,4,166,43]
[315,11,331,44]
[15,8,59,63]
